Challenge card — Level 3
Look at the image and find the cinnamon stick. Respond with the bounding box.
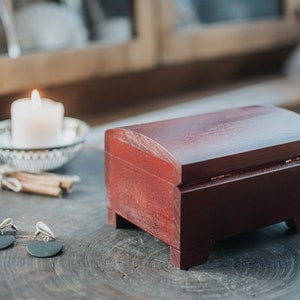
[43,173,80,191]
[8,172,79,192]
[2,170,79,197]
[3,181,62,197]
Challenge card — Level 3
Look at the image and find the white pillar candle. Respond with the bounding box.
[11,90,64,148]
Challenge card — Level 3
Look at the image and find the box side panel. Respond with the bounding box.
[106,131,181,185]
[180,162,300,250]
[106,152,180,249]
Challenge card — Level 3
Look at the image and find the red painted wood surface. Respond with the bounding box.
[105,106,300,269]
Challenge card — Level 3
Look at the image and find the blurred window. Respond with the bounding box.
[175,0,283,30]
[0,0,134,56]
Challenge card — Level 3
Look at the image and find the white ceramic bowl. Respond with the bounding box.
[0,117,89,172]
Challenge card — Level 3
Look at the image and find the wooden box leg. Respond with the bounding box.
[286,217,300,232]
[169,242,214,269]
[107,208,134,228]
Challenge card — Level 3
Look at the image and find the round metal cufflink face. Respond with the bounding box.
[27,240,63,258]
[26,221,63,258]
[0,235,15,250]
[0,218,17,250]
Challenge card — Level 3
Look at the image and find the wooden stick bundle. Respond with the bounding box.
[2,171,80,197]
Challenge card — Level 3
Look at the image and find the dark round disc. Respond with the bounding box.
[27,240,63,258]
[0,235,15,250]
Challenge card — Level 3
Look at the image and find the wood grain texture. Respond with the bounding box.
[2,148,300,298]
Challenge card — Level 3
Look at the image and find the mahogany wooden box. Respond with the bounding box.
[105,106,300,269]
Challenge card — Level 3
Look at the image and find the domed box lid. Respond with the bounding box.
[105,106,300,186]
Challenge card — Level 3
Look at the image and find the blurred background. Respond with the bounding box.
[1,0,300,127]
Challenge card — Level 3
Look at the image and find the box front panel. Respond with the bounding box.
[180,162,300,250]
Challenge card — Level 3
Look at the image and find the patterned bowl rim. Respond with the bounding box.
[0,117,89,151]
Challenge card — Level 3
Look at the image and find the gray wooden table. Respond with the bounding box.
[1,147,300,300]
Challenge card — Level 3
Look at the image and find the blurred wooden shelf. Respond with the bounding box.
[158,0,300,64]
[0,0,157,96]
[0,0,300,98]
